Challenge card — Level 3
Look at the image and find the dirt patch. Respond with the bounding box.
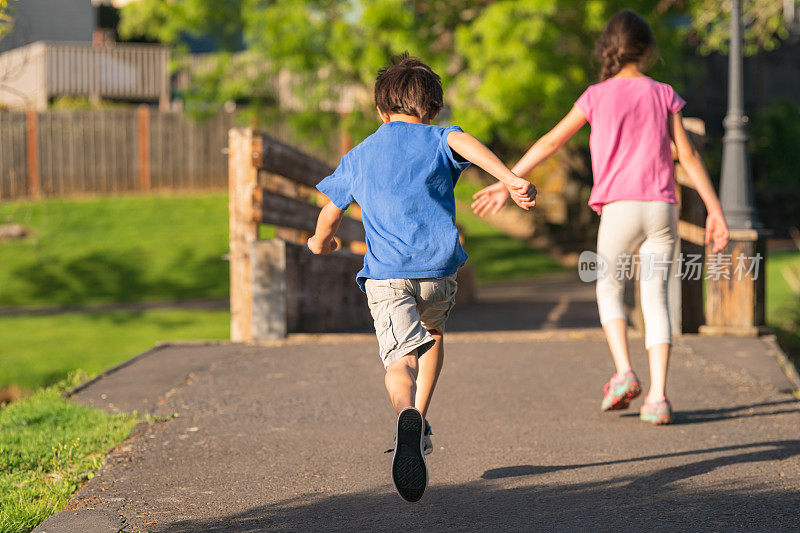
[0,385,29,405]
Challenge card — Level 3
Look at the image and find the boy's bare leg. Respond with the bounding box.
[602,318,632,374]
[385,354,419,414]
[415,328,444,419]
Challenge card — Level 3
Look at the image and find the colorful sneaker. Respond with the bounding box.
[391,407,428,502]
[600,370,642,411]
[423,420,433,456]
[640,396,674,425]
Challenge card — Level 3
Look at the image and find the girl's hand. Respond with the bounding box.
[705,210,730,254]
[471,182,510,217]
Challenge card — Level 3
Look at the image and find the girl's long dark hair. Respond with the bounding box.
[597,10,657,81]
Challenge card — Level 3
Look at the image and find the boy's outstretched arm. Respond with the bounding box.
[307,199,344,255]
[670,111,729,253]
[446,131,536,210]
[471,106,586,217]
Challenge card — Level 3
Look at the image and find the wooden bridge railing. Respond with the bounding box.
[228,127,369,342]
[229,127,476,342]
[672,120,710,334]
[231,121,764,343]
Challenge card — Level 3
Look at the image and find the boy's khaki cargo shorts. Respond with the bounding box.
[364,274,458,368]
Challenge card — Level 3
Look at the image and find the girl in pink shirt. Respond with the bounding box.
[472,10,729,424]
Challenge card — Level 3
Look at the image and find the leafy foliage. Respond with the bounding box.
[0,0,15,41]
[118,1,795,150]
[119,0,246,51]
[751,100,800,185]
[448,0,690,144]
[687,0,793,55]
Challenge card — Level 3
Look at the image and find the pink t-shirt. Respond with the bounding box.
[575,76,685,214]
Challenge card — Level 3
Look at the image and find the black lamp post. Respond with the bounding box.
[719,0,758,229]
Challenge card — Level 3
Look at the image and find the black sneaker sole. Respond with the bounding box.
[391,408,427,503]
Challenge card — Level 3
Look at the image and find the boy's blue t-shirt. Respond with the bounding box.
[316,121,471,292]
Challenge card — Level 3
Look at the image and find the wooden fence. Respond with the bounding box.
[46,43,170,106]
[0,108,233,199]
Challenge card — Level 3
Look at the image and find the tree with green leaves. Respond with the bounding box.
[118,0,796,152]
[0,0,14,42]
[447,0,690,145]
[687,0,795,54]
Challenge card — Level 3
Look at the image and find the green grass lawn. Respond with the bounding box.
[0,193,239,389]
[0,379,137,533]
[766,249,800,326]
[766,249,800,362]
[0,193,271,307]
[0,309,230,391]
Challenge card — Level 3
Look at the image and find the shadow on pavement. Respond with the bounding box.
[616,399,800,424]
[159,440,800,532]
[482,440,800,479]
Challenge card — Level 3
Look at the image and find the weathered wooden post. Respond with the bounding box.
[701,229,766,336]
[228,127,259,342]
[137,105,151,191]
[25,109,41,199]
[699,0,767,337]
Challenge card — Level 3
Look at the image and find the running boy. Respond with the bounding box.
[308,53,535,502]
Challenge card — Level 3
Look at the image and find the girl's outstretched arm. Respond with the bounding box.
[669,111,730,253]
[511,106,588,178]
[471,106,587,217]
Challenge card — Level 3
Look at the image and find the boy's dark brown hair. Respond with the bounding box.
[374,53,443,120]
[597,10,657,81]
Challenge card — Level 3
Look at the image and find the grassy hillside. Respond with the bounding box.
[0,193,254,307]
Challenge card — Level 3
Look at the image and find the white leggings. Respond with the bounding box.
[596,200,678,349]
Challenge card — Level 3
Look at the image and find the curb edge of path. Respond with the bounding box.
[31,509,125,533]
[762,334,800,394]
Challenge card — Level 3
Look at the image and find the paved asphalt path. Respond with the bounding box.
[48,332,798,532]
[36,275,800,532]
